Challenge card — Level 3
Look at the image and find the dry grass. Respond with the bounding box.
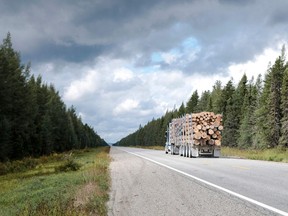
[74,182,99,208]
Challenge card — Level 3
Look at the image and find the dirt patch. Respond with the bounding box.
[74,182,99,208]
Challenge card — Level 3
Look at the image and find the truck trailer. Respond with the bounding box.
[165,112,223,158]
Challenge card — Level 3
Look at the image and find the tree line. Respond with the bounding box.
[0,33,106,161]
[116,46,288,149]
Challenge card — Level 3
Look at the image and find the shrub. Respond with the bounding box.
[0,163,8,175]
[56,159,81,172]
[0,158,39,175]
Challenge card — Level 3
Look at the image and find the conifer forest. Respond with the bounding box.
[0,34,106,161]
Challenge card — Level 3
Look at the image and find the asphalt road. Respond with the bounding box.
[108,147,288,216]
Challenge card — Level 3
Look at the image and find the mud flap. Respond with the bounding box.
[191,147,199,157]
[213,149,221,157]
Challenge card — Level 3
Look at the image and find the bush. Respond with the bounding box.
[0,163,8,175]
[56,159,81,172]
[0,158,39,175]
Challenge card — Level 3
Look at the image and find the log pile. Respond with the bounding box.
[190,112,223,146]
[169,112,223,147]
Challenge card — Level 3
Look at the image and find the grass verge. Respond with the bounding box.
[221,147,288,163]
[128,145,288,163]
[126,145,164,151]
[0,147,111,216]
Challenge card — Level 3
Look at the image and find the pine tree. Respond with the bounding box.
[250,74,263,148]
[222,96,238,147]
[186,90,199,113]
[0,33,30,159]
[218,79,235,123]
[67,107,79,148]
[177,102,186,117]
[222,75,247,147]
[253,67,272,148]
[0,116,11,161]
[238,77,259,148]
[267,50,285,147]
[279,68,288,147]
[211,80,223,114]
[197,90,212,112]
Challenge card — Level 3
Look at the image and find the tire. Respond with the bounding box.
[183,146,185,157]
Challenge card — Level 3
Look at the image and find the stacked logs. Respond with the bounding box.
[169,112,223,147]
[190,112,223,146]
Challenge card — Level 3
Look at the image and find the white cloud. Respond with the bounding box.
[113,68,134,82]
[64,69,99,101]
[227,45,282,81]
[113,99,139,115]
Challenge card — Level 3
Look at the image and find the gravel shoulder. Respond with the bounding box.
[107,147,277,216]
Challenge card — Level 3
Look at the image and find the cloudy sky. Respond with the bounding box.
[1,0,288,143]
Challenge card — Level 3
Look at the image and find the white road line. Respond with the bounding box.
[122,149,288,216]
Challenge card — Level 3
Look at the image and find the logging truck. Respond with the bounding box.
[165,112,223,157]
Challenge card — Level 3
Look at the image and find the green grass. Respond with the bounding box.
[221,147,288,162]
[0,147,111,216]
[130,145,288,163]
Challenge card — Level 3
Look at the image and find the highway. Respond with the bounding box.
[108,147,288,216]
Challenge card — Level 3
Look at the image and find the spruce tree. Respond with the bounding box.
[0,33,30,159]
[218,79,235,123]
[250,74,263,148]
[197,90,212,112]
[186,90,199,113]
[279,68,288,147]
[222,75,247,147]
[211,80,223,114]
[253,67,272,148]
[238,77,258,148]
[220,80,235,146]
[267,51,285,147]
[177,102,186,117]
